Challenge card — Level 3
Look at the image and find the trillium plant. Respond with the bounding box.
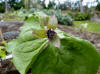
[34,15,60,48]
[6,12,100,74]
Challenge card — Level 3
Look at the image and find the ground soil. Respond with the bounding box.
[0,21,100,74]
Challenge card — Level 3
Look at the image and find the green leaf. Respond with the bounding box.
[0,46,6,58]
[6,40,19,53]
[1,41,7,46]
[18,16,46,43]
[6,30,37,53]
[18,31,37,43]
[12,38,48,74]
[0,46,5,49]
[55,28,69,39]
[6,16,45,53]
[20,16,42,33]
[32,36,100,74]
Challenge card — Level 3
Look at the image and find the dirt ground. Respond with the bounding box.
[0,21,100,74]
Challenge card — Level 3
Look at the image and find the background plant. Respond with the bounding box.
[0,2,5,13]
[0,41,7,59]
[74,12,91,21]
[43,9,73,26]
[96,3,100,11]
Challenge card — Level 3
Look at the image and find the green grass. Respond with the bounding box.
[74,21,100,34]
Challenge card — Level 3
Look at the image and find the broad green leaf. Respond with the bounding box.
[6,16,45,53]
[12,38,48,74]
[20,16,42,33]
[6,40,19,53]
[47,15,58,30]
[55,28,70,39]
[18,31,37,42]
[32,36,100,74]
[33,29,47,38]
[18,16,46,42]
[6,31,37,53]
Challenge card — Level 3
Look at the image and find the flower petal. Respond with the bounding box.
[50,35,60,48]
[33,29,47,38]
[47,15,58,30]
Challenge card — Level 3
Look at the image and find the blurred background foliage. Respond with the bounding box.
[0,0,100,30]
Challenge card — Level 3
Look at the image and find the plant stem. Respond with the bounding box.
[0,28,4,41]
